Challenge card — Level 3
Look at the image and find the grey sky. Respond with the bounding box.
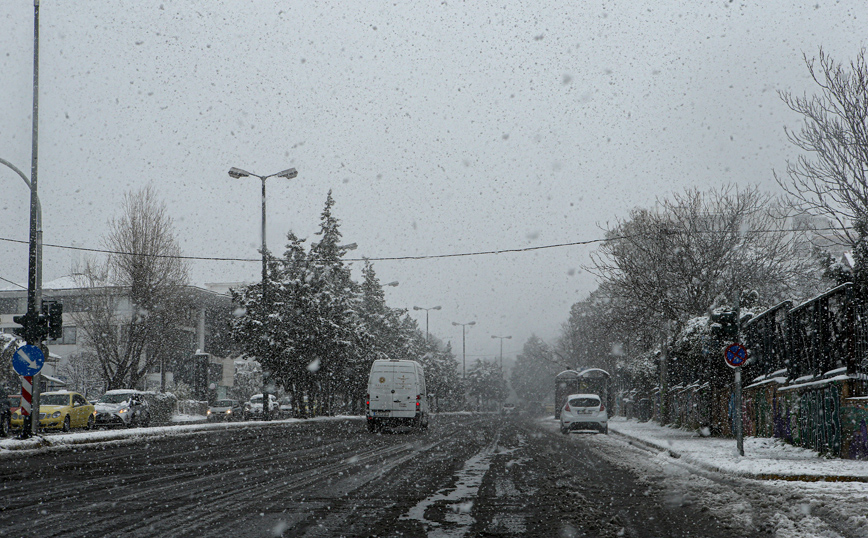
[1,1,866,364]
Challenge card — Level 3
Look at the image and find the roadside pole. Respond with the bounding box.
[724,342,747,456]
[735,366,743,456]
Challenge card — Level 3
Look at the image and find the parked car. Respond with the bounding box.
[560,393,607,434]
[0,386,11,437]
[278,397,293,418]
[244,394,279,420]
[207,399,243,421]
[501,402,517,415]
[10,391,95,432]
[94,389,151,428]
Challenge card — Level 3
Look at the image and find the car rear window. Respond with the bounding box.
[214,400,234,406]
[568,397,600,408]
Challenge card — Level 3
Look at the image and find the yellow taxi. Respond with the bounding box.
[11,391,95,432]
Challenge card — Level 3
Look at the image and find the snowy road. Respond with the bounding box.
[2,414,862,537]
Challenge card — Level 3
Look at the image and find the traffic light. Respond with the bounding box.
[710,310,738,339]
[46,302,63,340]
[12,310,48,343]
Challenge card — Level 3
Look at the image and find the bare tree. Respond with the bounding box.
[73,186,189,390]
[588,185,810,332]
[776,48,868,247]
[56,351,103,398]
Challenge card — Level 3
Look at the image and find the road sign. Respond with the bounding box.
[12,344,45,376]
[724,343,747,369]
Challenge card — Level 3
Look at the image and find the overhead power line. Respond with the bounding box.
[0,226,847,264]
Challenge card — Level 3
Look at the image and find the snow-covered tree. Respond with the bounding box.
[511,334,561,404]
[589,185,809,334]
[230,192,462,416]
[467,359,507,410]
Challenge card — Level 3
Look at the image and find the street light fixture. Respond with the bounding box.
[491,335,512,371]
[413,305,441,342]
[452,321,475,379]
[228,165,298,420]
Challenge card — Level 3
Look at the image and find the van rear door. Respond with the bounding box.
[390,365,417,414]
[369,366,393,415]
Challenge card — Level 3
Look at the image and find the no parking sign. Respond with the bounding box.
[724,343,747,369]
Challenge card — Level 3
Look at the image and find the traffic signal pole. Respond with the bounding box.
[27,0,42,438]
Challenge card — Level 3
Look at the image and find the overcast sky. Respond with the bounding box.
[1,1,866,365]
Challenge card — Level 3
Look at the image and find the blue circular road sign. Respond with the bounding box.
[12,344,45,376]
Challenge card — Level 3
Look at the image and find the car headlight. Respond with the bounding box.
[51,411,62,418]
[226,409,232,414]
[207,409,212,416]
[118,408,129,414]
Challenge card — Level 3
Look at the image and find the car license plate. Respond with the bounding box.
[374,410,390,416]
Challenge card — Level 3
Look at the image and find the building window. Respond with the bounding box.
[47,326,77,345]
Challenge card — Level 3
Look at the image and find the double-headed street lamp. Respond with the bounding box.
[228,167,298,305]
[491,334,512,371]
[452,321,476,379]
[228,166,298,420]
[413,305,441,342]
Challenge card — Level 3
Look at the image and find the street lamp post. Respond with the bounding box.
[228,166,298,420]
[491,335,512,371]
[451,321,475,379]
[413,305,441,342]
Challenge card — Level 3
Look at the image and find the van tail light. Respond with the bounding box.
[564,403,571,412]
[416,394,421,400]
[600,403,605,412]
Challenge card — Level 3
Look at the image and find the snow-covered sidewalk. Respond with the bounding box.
[608,416,868,482]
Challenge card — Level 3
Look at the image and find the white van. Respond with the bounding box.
[366,359,429,432]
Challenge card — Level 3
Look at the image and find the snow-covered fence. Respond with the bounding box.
[739,283,868,458]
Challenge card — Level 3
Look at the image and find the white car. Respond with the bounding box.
[94,389,151,428]
[244,394,279,420]
[559,393,607,434]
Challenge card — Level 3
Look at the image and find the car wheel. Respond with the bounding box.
[367,419,375,432]
[602,424,608,434]
[560,424,568,435]
[62,415,71,432]
[86,415,94,430]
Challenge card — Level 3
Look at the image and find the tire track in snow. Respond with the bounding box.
[399,430,502,538]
